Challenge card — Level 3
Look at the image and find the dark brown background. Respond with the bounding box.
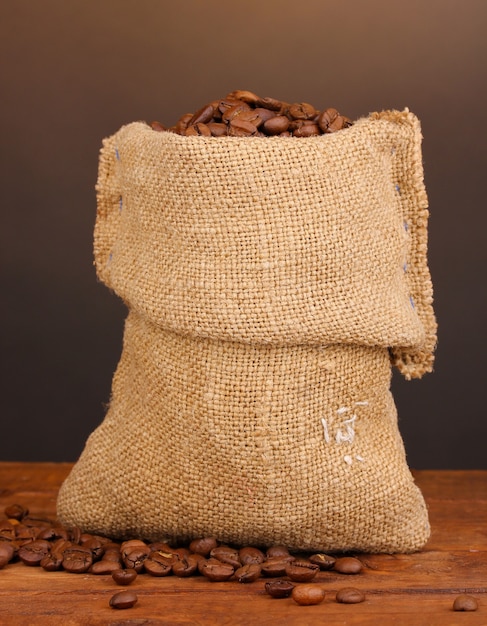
[1,0,486,468]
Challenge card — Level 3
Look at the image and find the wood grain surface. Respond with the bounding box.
[0,463,486,625]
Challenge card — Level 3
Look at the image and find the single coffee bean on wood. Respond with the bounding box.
[264,580,295,598]
[309,553,336,570]
[198,559,235,581]
[452,595,478,611]
[18,540,51,566]
[109,590,138,610]
[292,585,326,606]
[336,587,366,604]
[4,504,28,521]
[333,556,363,574]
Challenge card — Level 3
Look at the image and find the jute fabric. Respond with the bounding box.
[57,109,436,552]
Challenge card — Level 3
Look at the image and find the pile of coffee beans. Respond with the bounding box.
[150,90,353,137]
[0,503,367,610]
[1,504,480,613]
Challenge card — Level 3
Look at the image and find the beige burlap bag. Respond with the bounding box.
[57,109,436,553]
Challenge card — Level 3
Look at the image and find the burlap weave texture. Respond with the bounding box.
[57,109,436,552]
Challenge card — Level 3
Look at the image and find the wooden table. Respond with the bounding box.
[0,463,486,625]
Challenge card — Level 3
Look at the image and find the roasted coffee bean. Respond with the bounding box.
[336,587,365,604]
[189,103,215,126]
[239,546,265,565]
[143,554,172,576]
[266,545,291,559]
[101,549,122,564]
[207,122,227,137]
[228,118,258,137]
[68,526,82,544]
[189,537,218,556]
[235,563,261,583]
[288,102,317,120]
[221,102,251,123]
[150,121,166,132]
[452,594,478,611]
[62,546,93,573]
[309,552,336,570]
[112,568,138,585]
[210,545,241,568]
[0,521,16,541]
[82,537,105,560]
[292,584,326,606]
[18,540,51,566]
[185,122,212,137]
[121,540,149,557]
[263,115,290,136]
[0,542,15,563]
[261,556,295,577]
[172,554,200,577]
[124,547,150,572]
[218,98,243,115]
[254,107,277,125]
[285,560,319,582]
[293,123,320,137]
[4,504,28,521]
[109,590,138,610]
[258,96,285,111]
[90,559,122,574]
[265,579,295,598]
[226,90,260,105]
[333,556,363,575]
[37,526,69,542]
[317,107,339,132]
[40,551,63,571]
[198,558,234,582]
[174,113,193,134]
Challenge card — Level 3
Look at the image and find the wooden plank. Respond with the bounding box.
[0,464,486,625]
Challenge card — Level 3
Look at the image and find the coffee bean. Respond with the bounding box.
[189,537,218,556]
[263,116,290,136]
[309,553,336,570]
[189,103,215,126]
[62,546,93,573]
[40,551,64,572]
[228,118,258,137]
[334,556,363,575]
[293,122,320,137]
[285,560,319,582]
[112,568,138,585]
[235,563,261,583]
[452,594,478,611]
[239,546,265,565]
[221,102,251,124]
[172,554,200,577]
[266,545,291,559]
[261,556,295,577]
[4,504,28,521]
[264,579,295,598]
[336,587,365,604]
[207,122,227,137]
[226,90,260,105]
[292,584,326,606]
[0,542,15,563]
[150,121,166,132]
[18,540,51,566]
[288,102,317,120]
[198,558,235,581]
[210,545,241,568]
[143,553,172,577]
[109,590,138,610]
[257,96,285,111]
[90,559,122,574]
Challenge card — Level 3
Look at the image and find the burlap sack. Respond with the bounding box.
[57,109,437,553]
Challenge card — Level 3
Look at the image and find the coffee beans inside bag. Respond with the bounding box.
[57,93,436,553]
